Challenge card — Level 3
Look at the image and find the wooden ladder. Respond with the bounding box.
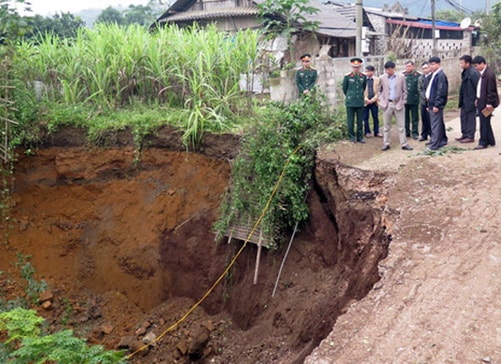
[0,85,17,163]
[225,220,272,285]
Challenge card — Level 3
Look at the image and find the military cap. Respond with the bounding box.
[350,57,363,68]
[300,53,312,61]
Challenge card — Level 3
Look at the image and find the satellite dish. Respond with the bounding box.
[460,17,472,29]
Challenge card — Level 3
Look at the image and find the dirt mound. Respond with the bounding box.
[1,128,391,363]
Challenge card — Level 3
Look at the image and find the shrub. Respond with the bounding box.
[0,307,126,364]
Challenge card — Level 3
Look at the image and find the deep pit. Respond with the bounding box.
[0,128,391,363]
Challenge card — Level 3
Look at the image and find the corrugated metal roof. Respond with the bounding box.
[160,7,259,23]
[155,0,357,38]
[302,0,357,38]
[387,19,472,31]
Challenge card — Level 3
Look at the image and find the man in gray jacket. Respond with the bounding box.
[379,61,412,151]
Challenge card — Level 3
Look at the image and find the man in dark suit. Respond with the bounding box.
[457,55,480,143]
[425,56,448,150]
[472,55,499,149]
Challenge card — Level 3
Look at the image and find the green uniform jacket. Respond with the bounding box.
[404,70,421,105]
[342,72,366,107]
[296,68,318,93]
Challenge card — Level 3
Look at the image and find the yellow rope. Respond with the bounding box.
[127,145,301,359]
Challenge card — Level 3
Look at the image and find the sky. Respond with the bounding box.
[22,0,150,15]
[15,0,489,17]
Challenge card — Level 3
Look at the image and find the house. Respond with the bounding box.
[327,1,479,60]
[152,0,370,61]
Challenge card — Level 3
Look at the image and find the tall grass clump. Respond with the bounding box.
[12,23,260,147]
[214,92,345,249]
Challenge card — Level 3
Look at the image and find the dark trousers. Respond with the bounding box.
[478,112,496,146]
[405,103,419,138]
[346,106,364,141]
[429,108,448,150]
[420,104,431,139]
[460,108,476,140]
[363,103,380,135]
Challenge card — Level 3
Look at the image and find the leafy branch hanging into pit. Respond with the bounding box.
[214,92,345,249]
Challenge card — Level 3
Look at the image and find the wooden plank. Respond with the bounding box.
[253,232,263,285]
[225,223,271,248]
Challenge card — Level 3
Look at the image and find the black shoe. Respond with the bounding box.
[474,144,487,150]
[357,139,366,144]
[381,144,390,151]
[401,145,413,151]
[412,135,419,140]
[418,137,427,142]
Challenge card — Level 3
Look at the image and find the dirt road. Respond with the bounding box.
[305,111,501,363]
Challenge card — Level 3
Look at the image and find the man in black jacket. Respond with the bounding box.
[418,61,432,141]
[472,55,500,149]
[457,55,480,143]
[425,56,448,150]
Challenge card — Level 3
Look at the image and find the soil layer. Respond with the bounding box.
[1,129,389,363]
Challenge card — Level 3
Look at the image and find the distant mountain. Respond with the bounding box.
[75,9,102,28]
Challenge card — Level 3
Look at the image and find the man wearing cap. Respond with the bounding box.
[472,55,499,149]
[426,56,448,150]
[404,60,421,140]
[378,61,412,151]
[342,57,367,143]
[296,54,317,96]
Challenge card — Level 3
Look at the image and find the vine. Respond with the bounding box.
[214,92,345,249]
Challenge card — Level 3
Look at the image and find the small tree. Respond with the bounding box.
[123,4,156,26]
[257,0,319,62]
[0,308,126,364]
[0,0,30,44]
[24,13,85,41]
[95,6,124,26]
[478,3,501,72]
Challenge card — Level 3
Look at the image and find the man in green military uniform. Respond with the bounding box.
[404,60,421,139]
[342,57,367,143]
[296,54,317,95]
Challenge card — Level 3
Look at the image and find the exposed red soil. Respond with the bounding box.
[0,129,389,363]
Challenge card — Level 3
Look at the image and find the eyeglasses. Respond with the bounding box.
[302,60,310,63]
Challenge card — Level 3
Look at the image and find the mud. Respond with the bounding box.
[0,128,390,363]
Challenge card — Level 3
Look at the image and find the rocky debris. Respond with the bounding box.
[39,291,54,310]
[38,290,54,303]
[142,331,157,345]
[118,336,145,353]
[188,326,211,359]
[101,323,114,335]
[134,320,152,336]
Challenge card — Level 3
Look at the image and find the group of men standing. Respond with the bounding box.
[296,53,499,151]
[342,54,500,151]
